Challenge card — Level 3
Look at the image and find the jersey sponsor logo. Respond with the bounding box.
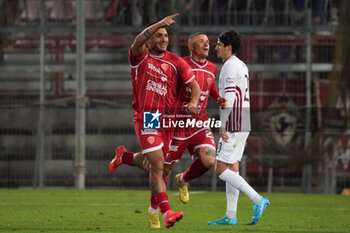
[161,63,169,72]
[147,136,155,144]
[198,91,209,102]
[148,63,166,76]
[201,90,209,96]
[169,145,179,151]
[146,80,167,96]
[143,110,161,129]
[226,77,236,83]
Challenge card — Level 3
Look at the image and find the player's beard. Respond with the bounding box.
[150,43,167,55]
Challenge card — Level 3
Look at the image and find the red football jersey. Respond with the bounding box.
[129,50,195,119]
[174,56,218,138]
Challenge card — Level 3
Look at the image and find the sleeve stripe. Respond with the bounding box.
[225,86,242,132]
[225,86,239,90]
[184,75,195,84]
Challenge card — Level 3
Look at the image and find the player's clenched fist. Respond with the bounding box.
[160,13,180,27]
[217,97,227,109]
[184,102,198,115]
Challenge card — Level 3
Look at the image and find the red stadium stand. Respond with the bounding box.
[13,34,39,49]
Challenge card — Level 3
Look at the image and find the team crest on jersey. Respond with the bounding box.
[207,78,213,86]
[147,136,155,144]
[161,63,169,72]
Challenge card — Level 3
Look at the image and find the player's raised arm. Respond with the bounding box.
[130,13,179,56]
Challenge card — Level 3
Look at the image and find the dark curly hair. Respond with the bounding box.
[218,30,241,54]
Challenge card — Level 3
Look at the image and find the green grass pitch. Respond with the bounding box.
[0,189,349,232]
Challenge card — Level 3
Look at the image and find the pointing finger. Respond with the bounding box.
[169,13,180,19]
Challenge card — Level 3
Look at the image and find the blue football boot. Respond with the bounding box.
[251,196,270,224]
[208,216,238,225]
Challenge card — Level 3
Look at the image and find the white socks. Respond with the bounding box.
[149,206,159,214]
[219,169,261,205]
[180,174,186,184]
[225,180,239,219]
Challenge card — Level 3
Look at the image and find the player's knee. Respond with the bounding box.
[152,159,164,170]
[147,158,164,176]
[198,148,216,169]
[215,166,224,176]
[215,161,227,176]
[201,156,215,169]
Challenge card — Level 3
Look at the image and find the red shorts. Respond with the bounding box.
[165,128,216,164]
[134,119,173,156]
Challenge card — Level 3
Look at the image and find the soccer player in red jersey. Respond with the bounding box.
[110,32,226,228]
[111,14,201,228]
[147,32,226,227]
[164,32,226,202]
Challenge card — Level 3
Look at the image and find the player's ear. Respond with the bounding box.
[226,44,232,53]
[188,43,193,53]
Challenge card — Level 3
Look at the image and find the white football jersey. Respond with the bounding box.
[219,55,251,132]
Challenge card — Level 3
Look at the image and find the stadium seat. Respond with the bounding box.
[19,0,43,23]
[49,0,75,23]
[86,0,104,23]
[13,34,40,49]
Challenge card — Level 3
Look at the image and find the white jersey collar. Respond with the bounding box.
[190,57,208,68]
[149,52,166,58]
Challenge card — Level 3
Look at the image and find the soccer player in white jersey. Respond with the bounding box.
[207,30,270,226]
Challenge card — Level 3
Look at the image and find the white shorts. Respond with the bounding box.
[216,131,249,164]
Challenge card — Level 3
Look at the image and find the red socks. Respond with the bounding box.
[121,152,134,166]
[150,192,158,210]
[182,159,209,183]
[155,192,170,214]
[150,178,168,210]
